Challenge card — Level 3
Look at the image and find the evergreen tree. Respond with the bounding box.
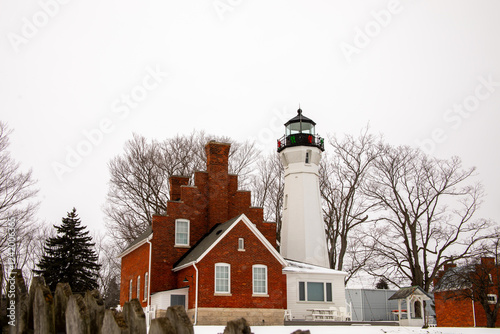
[375,278,389,289]
[35,208,101,292]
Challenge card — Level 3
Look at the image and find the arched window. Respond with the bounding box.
[144,272,148,301]
[137,276,141,300]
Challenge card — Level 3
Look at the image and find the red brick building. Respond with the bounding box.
[118,141,287,325]
[434,257,500,327]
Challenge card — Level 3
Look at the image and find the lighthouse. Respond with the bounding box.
[277,108,330,268]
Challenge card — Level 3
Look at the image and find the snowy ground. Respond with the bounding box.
[193,325,500,334]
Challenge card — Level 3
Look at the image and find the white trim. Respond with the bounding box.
[175,219,190,247]
[215,263,231,294]
[146,235,152,310]
[193,263,199,325]
[118,233,152,258]
[173,261,197,272]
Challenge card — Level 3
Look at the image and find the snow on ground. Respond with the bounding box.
[193,325,500,334]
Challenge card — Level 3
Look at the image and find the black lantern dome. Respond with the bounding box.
[277,108,324,152]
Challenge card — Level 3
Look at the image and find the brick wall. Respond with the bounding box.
[434,291,475,327]
[190,220,285,309]
[120,242,150,307]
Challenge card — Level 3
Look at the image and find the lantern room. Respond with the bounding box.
[277,108,324,152]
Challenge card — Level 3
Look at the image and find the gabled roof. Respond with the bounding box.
[173,214,287,271]
[118,225,152,258]
[388,286,433,300]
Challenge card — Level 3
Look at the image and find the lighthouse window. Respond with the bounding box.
[301,122,315,135]
[305,150,311,163]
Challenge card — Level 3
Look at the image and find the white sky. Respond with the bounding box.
[1,0,499,235]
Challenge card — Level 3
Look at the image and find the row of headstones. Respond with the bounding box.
[2,269,194,334]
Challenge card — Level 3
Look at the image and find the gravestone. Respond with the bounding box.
[33,284,55,334]
[54,283,72,333]
[84,290,105,334]
[166,305,194,334]
[28,276,46,331]
[123,299,146,334]
[7,269,28,334]
[65,294,90,334]
[149,317,176,334]
[101,309,129,334]
[223,318,251,334]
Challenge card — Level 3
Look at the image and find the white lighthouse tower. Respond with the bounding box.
[277,108,329,268]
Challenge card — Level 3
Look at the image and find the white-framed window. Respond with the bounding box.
[144,272,148,301]
[298,281,333,302]
[253,265,268,295]
[175,219,190,246]
[215,263,230,294]
[137,276,141,300]
[487,294,497,304]
[129,279,133,301]
[238,238,245,251]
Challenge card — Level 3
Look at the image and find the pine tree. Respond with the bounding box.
[35,208,101,292]
[375,278,389,289]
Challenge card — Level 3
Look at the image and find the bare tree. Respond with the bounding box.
[0,122,39,293]
[319,127,381,282]
[249,153,284,247]
[364,145,490,291]
[93,231,121,308]
[104,131,259,245]
[0,122,39,248]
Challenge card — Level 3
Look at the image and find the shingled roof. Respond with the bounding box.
[388,286,433,300]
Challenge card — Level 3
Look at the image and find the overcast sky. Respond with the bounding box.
[1,0,499,236]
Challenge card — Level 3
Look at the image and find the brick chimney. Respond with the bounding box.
[169,175,190,201]
[433,263,457,287]
[205,141,231,226]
